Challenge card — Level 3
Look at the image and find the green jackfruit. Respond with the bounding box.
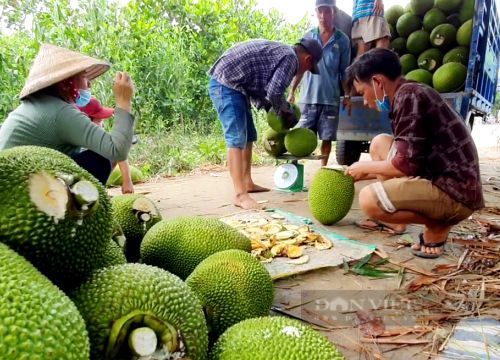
[284,128,318,157]
[140,216,251,279]
[267,104,301,133]
[409,0,434,15]
[423,8,447,31]
[389,23,398,39]
[106,165,144,187]
[186,249,274,343]
[443,46,469,65]
[406,69,433,85]
[457,19,473,46]
[430,24,457,49]
[95,239,127,269]
[72,263,208,360]
[389,37,407,56]
[459,0,475,23]
[263,128,287,157]
[435,0,462,13]
[309,168,354,225]
[400,54,418,74]
[433,62,467,92]
[210,316,345,360]
[385,5,405,26]
[111,194,162,262]
[418,48,444,72]
[0,146,112,289]
[396,13,421,37]
[407,30,430,55]
[0,242,89,360]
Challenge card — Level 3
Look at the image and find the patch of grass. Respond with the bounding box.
[127,110,277,179]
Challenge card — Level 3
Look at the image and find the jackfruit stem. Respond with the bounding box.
[104,310,180,360]
[70,180,99,207]
[29,171,69,221]
[128,327,157,357]
[139,212,151,222]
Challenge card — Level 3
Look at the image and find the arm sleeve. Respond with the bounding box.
[390,90,428,176]
[267,55,298,114]
[55,106,134,162]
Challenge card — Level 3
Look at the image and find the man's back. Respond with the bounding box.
[208,39,298,100]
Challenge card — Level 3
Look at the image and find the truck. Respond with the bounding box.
[333,0,500,165]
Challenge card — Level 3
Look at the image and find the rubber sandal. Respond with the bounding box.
[410,233,447,259]
[354,219,406,235]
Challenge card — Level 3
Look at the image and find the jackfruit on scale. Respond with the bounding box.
[111,194,162,262]
[0,146,113,289]
[71,263,209,360]
[0,242,89,360]
[186,249,274,342]
[141,216,251,279]
[210,316,345,360]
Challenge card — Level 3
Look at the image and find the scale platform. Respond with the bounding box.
[273,154,327,193]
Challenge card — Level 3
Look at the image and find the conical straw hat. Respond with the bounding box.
[19,43,111,99]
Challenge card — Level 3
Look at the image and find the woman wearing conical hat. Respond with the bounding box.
[0,43,135,185]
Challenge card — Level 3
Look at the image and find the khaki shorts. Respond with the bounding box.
[369,177,473,225]
[352,16,391,43]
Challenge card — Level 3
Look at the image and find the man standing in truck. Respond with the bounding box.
[345,48,484,258]
[288,0,351,167]
[352,0,391,57]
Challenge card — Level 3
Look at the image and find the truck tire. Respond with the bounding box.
[335,140,362,166]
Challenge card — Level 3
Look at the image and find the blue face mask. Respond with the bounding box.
[75,89,92,107]
[373,81,390,112]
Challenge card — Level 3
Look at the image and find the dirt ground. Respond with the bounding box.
[109,144,500,360]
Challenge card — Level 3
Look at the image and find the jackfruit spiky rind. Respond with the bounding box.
[309,168,355,225]
[186,250,274,342]
[0,242,89,360]
[140,216,251,280]
[0,146,112,289]
[71,263,209,360]
[210,316,345,360]
[94,240,127,269]
[111,194,162,262]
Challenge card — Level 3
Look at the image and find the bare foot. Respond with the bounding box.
[234,193,264,210]
[411,243,444,256]
[247,183,270,193]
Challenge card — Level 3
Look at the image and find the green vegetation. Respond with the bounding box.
[0,0,309,178]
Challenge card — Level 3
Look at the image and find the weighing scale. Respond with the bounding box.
[273,154,327,193]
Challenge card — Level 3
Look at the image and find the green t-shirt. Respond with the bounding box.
[0,93,134,161]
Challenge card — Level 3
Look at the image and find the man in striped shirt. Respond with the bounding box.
[352,0,391,57]
[208,39,323,209]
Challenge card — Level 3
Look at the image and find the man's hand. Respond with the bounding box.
[113,71,134,113]
[345,161,370,182]
[287,92,296,104]
[373,0,384,16]
[279,108,298,129]
[121,178,134,194]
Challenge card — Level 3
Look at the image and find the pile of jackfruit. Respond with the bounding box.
[0,145,345,360]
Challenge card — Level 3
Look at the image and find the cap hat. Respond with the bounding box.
[78,97,114,120]
[297,38,323,75]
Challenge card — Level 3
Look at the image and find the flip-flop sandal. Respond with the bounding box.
[354,219,406,235]
[410,233,446,259]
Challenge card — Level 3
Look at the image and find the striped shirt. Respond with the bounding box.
[390,82,484,210]
[208,39,298,113]
[353,0,383,22]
